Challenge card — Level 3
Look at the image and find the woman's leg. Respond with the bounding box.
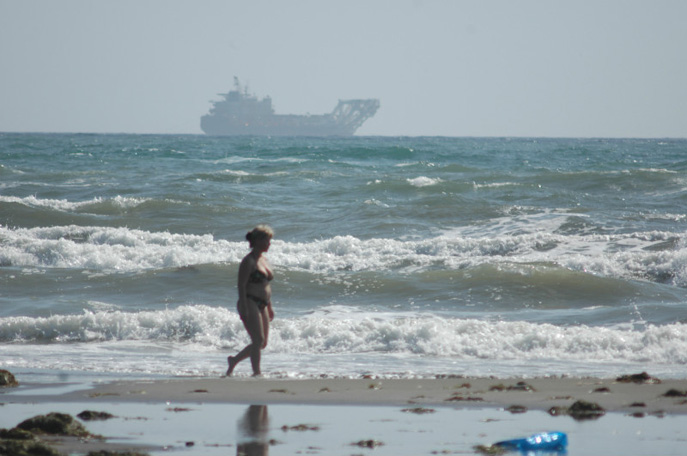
[247,312,265,375]
[227,303,265,376]
[260,307,270,349]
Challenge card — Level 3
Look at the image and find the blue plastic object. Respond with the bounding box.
[495,431,568,453]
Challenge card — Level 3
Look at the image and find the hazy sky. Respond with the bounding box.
[2,1,686,137]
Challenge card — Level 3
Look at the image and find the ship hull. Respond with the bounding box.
[200,114,357,137]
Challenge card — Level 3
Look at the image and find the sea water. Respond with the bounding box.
[1,134,686,380]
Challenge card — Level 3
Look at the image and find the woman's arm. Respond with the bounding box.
[237,256,252,317]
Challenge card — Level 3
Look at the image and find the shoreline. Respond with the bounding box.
[8,373,687,415]
[3,373,687,455]
[76,375,687,415]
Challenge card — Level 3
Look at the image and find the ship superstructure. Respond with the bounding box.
[201,78,379,136]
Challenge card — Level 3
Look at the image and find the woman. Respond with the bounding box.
[227,225,275,377]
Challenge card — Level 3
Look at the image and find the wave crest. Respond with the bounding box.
[2,223,687,286]
[2,306,686,365]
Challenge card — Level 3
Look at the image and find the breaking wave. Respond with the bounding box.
[1,305,686,367]
[0,194,187,215]
[2,222,687,287]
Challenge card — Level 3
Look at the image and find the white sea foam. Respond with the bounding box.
[2,223,687,286]
[473,181,520,189]
[0,194,182,212]
[212,156,257,165]
[395,161,419,167]
[219,169,251,176]
[407,176,442,187]
[363,199,389,207]
[1,306,685,377]
[0,225,235,271]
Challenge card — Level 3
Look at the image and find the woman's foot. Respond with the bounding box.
[226,356,238,376]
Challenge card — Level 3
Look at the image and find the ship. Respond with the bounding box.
[201,78,380,136]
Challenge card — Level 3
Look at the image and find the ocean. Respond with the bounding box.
[2,133,686,381]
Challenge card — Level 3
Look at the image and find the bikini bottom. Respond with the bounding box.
[246,294,270,311]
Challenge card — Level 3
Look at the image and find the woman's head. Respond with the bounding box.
[246,225,274,248]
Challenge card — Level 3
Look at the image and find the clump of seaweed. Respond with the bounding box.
[489,381,535,392]
[353,439,384,448]
[662,389,687,397]
[0,439,61,456]
[473,444,508,455]
[616,372,661,384]
[165,407,193,413]
[1,413,152,456]
[592,387,611,393]
[0,369,19,387]
[506,405,527,414]
[549,400,606,421]
[401,407,436,414]
[77,410,115,421]
[281,424,320,432]
[0,412,110,456]
[507,382,535,392]
[445,394,483,402]
[17,412,93,437]
[86,451,150,456]
[268,388,290,394]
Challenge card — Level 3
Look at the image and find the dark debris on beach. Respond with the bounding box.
[473,443,508,455]
[401,406,436,414]
[506,405,528,414]
[549,400,606,421]
[281,424,320,432]
[445,394,484,402]
[0,369,19,388]
[616,372,661,384]
[78,410,116,421]
[662,388,687,397]
[85,451,150,456]
[0,411,150,456]
[489,381,536,392]
[17,412,94,438]
[352,439,384,449]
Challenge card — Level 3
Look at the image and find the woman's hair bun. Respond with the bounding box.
[246,225,274,246]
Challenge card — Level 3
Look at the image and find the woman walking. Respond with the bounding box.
[226,225,274,376]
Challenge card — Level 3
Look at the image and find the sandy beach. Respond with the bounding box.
[54,374,687,415]
[3,372,687,455]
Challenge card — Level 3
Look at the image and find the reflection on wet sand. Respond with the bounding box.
[237,405,269,456]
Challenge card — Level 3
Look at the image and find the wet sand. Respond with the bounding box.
[71,375,687,415]
[3,374,687,455]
